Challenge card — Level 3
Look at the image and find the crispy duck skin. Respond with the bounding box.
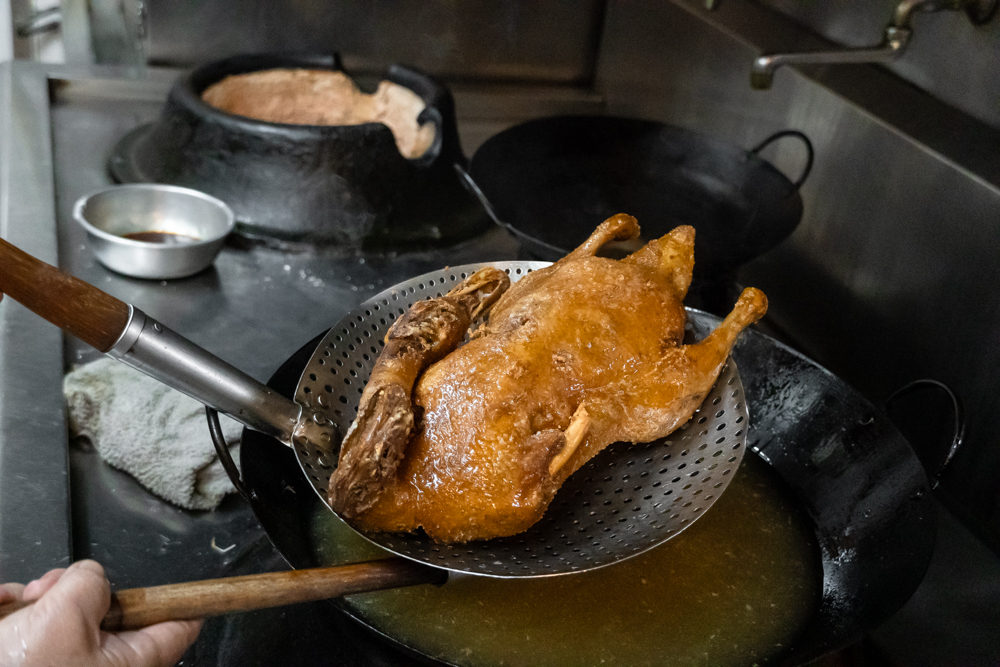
[328,267,510,518]
[331,214,768,542]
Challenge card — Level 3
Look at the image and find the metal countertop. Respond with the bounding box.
[1,60,998,667]
[0,61,606,589]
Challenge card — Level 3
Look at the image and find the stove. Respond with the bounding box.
[1,60,998,666]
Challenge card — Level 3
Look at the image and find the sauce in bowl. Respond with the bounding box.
[310,452,821,666]
[121,231,201,244]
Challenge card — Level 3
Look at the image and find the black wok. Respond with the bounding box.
[232,311,938,667]
[462,115,813,312]
[0,237,938,664]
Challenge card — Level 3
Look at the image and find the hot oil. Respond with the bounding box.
[121,231,200,244]
[310,453,821,666]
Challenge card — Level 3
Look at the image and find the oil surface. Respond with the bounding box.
[121,231,200,244]
[310,453,821,667]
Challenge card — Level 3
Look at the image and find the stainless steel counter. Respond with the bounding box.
[0,61,601,588]
[0,61,73,582]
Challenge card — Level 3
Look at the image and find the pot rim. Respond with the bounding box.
[175,51,445,154]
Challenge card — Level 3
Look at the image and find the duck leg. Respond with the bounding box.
[517,404,593,510]
[619,287,768,443]
[329,267,510,518]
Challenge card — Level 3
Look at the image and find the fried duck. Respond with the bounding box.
[329,214,768,543]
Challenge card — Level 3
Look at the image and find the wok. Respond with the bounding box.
[461,115,813,311]
[234,308,942,666]
[0,240,941,664]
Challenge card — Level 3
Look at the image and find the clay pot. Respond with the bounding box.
[110,52,487,246]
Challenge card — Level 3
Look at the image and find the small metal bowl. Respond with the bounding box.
[73,184,235,279]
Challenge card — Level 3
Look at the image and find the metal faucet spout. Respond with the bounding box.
[751,26,910,90]
[750,0,996,90]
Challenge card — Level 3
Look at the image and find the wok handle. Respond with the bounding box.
[0,236,129,352]
[207,406,249,500]
[0,559,444,631]
[750,130,814,189]
[884,379,965,488]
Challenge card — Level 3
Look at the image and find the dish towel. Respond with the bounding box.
[64,357,244,511]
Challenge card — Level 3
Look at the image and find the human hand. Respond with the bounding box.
[0,560,201,667]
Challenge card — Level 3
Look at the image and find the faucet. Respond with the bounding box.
[750,0,998,90]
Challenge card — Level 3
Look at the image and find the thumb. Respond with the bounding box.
[16,560,111,659]
[39,560,111,630]
[109,619,204,667]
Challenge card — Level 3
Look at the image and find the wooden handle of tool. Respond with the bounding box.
[0,237,130,352]
[0,558,443,631]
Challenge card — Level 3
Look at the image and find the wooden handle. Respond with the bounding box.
[0,237,130,352]
[0,558,443,631]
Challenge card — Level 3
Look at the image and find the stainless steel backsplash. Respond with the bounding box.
[596,0,1000,551]
[63,0,1000,549]
[77,0,607,83]
[759,0,1000,131]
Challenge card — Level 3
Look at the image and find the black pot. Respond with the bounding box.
[233,311,936,667]
[461,116,813,312]
[110,52,488,246]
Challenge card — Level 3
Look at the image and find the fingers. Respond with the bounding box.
[22,568,67,601]
[2,560,202,667]
[113,619,203,667]
[0,562,110,663]
[2,567,67,605]
[0,582,26,604]
[41,559,111,629]
[3,561,202,667]
[51,561,202,666]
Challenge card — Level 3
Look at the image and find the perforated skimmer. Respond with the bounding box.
[291,261,749,577]
[1,236,749,581]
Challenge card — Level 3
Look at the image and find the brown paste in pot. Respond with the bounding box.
[201,68,436,159]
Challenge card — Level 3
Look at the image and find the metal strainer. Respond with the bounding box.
[291,261,749,577]
[1,241,749,625]
[0,233,746,581]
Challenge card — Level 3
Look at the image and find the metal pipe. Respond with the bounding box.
[107,306,302,444]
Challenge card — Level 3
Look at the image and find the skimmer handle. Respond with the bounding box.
[0,237,302,443]
[0,236,129,351]
[0,559,444,630]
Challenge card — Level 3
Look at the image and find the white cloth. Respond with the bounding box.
[64,358,243,510]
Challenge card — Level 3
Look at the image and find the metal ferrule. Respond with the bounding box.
[106,306,301,444]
